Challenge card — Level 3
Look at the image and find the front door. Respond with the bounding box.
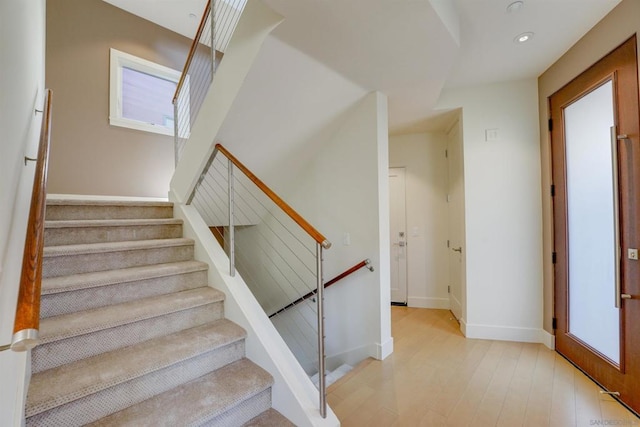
[550,36,640,414]
[389,167,408,305]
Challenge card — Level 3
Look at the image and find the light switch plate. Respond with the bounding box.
[485,128,499,141]
[343,232,351,246]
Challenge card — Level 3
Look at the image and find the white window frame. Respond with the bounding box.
[109,48,183,136]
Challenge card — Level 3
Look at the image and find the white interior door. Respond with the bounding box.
[389,167,408,304]
[447,121,464,320]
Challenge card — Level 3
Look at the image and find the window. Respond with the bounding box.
[109,48,185,136]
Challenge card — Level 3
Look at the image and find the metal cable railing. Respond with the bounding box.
[173,0,334,417]
[269,259,374,318]
[189,143,331,417]
[172,0,246,165]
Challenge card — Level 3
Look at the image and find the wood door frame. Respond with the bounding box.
[550,35,640,412]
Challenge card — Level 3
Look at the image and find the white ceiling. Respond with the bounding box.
[447,0,622,89]
[103,0,622,134]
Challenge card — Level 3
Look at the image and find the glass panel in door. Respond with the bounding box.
[564,79,620,364]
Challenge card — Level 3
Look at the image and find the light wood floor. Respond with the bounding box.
[327,307,639,426]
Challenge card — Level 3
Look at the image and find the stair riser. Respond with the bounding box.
[45,224,183,246]
[46,205,173,221]
[33,301,224,373]
[201,388,271,427]
[27,341,245,426]
[41,270,208,318]
[43,245,194,278]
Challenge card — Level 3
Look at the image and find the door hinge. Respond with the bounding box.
[548,118,553,132]
[550,184,555,197]
[446,194,451,203]
[445,149,448,158]
[552,252,557,264]
[447,240,450,248]
[552,317,557,330]
[448,285,451,293]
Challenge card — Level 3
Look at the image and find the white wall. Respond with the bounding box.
[282,92,393,366]
[0,0,46,424]
[437,79,544,343]
[209,92,394,371]
[389,133,449,309]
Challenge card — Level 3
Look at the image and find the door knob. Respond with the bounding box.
[452,247,462,253]
[621,294,632,299]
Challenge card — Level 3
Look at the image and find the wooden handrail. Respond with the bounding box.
[172,0,211,104]
[324,259,374,287]
[214,143,331,249]
[268,259,372,318]
[11,89,53,352]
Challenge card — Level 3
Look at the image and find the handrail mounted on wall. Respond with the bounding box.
[11,89,53,352]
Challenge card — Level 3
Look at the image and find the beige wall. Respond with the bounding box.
[538,0,640,333]
[46,0,191,197]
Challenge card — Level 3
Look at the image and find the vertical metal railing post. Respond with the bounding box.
[210,1,216,78]
[228,159,236,276]
[316,243,326,418]
[173,102,179,167]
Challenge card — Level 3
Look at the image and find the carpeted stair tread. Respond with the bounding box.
[44,218,184,246]
[42,238,195,278]
[45,218,183,228]
[38,287,225,344]
[46,199,174,220]
[42,261,208,295]
[46,199,174,207]
[87,359,273,426]
[44,238,194,257]
[242,408,296,427]
[27,319,246,417]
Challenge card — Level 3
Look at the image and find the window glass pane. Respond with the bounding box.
[565,80,620,364]
[121,67,176,128]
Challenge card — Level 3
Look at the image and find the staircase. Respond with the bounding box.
[25,199,294,426]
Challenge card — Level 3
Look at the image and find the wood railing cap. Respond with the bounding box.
[214,143,331,248]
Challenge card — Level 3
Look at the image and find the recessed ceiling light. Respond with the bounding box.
[507,1,524,14]
[514,32,534,44]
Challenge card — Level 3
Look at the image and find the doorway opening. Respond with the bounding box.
[389,167,408,305]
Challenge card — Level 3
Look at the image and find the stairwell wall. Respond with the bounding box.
[0,0,46,424]
[277,91,394,367]
[45,0,191,198]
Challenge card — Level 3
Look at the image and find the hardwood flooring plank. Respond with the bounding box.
[328,307,638,427]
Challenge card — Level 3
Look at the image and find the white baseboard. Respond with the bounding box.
[407,296,450,309]
[540,329,555,350]
[373,337,394,360]
[464,323,548,344]
[459,318,468,336]
[325,337,394,371]
[326,345,371,372]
